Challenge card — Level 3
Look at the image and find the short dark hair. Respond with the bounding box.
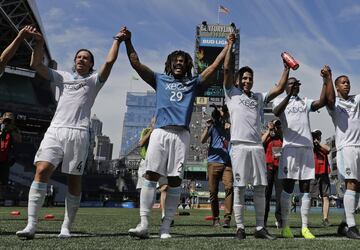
[211,108,221,121]
[235,66,253,83]
[334,75,349,85]
[164,50,193,78]
[72,49,95,74]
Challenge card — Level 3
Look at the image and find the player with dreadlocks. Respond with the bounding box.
[124,27,234,239]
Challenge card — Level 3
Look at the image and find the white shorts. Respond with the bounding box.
[145,127,190,178]
[278,146,314,180]
[136,159,146,189]
[230,142,267,187]
[337,146,360,181]
[34,127,90,175]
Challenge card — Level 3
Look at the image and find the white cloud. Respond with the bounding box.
[339,4,360,20]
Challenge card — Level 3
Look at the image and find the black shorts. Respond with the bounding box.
[310,174,330,198]
[0,163,10,185]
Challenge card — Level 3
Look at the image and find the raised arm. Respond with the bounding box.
[124,29,155,88]
[200,33,234,85]
[273,85,296,117]
[311,65,333,111]
[324,66,336,110]
[98,27,126,83]
[223,34,235,89]
[0,26,34,73]
[200,120,212,144]
[266,61,290,102]
[29,32,50,80]
[261,122,273,143]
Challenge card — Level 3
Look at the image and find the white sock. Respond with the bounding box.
[27,181,47,230]
[60,192,81,234]
[254,186,266,231]
[234,186,245,229]
[300,193,311,228]
[160,186,181,234]
[344,190,356,227]
[280,191,292,228]
[139,180,157,228]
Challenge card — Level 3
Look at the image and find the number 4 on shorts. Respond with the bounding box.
[76,161,83,172]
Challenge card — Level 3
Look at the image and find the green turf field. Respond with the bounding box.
[0,206,359,249]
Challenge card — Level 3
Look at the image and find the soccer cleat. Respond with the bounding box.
[160,233,172,239]
[128,224,149,239]
[254,228,276,240]
[16,226,36,240]
[58,228,71,239]
[301,227,315,239]
[281,226,294,238]
[337,222,348,236]
[346,226,360,240]
[235,228,246,240]
[223,217,231,228]
[212,217,221,227]
[322,218,330,227]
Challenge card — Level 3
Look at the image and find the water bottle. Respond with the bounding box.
[281,52,299,70]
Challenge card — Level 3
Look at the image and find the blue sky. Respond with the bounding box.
[35,0,360,158]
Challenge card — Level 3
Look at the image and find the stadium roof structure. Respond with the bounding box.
[0,0,54,70]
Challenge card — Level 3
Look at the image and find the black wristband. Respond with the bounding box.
[113,36,121,41]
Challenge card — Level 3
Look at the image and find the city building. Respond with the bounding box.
[119,91,156,157]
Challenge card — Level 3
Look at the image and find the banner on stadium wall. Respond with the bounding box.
[196,24,235,97]
[196,97,208,105]
[199,37,227,47]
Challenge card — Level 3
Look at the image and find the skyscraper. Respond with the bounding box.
[119,91,156,157]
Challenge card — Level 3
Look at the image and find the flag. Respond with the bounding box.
[218,5,230,14]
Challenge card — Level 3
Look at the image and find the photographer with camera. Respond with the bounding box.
[0,112,21,200]
[309,129,331,227]
[261,119,283,228]
[201,105,233,228]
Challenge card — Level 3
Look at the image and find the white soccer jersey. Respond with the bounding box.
[49,69,105,130]
[327,94,360,150]
[272,96,314,147]
[224,86,267,143]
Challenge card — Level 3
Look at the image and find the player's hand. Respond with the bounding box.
[320,65,331,79]
[18,25,37,39]
[283,59,290,70]
[227,33,235,44]
[123,27,132,41]
[114,26,127,42]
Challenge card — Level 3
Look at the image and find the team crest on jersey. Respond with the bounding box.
[235,173,241,182]
[345,168,351,176]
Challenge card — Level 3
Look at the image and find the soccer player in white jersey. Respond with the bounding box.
[326,75,360,239]
[223,37,290,240]
[0,25,36,77]
[125,28,234,239]
[272,66,333,239]
[16,27,126,239]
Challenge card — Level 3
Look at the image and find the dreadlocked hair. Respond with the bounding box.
[164,50,193,78]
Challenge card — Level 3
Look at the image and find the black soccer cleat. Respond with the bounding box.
[254,228,277,240]
[337,222,348,236]
[235,228,246,240]
[346,226,360,240]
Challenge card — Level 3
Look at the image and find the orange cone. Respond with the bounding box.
[10,211,20,216]
[204,215,214,221]
[44,214,55,220]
